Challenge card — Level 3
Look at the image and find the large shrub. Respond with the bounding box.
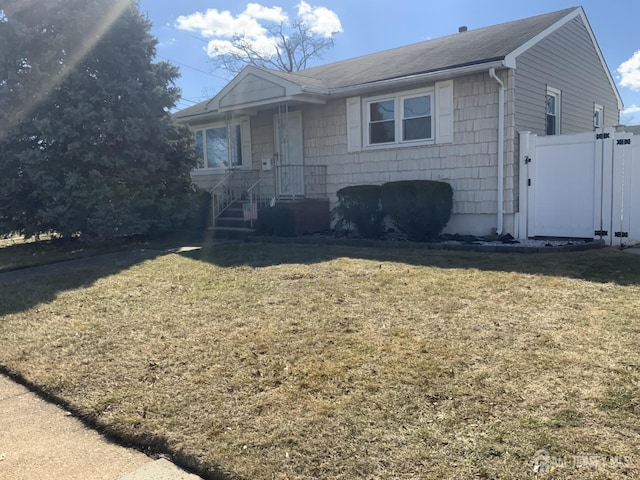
[381,180,453,241]
[333,185,384,239]
[0,1,197,242]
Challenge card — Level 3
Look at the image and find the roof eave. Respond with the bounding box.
[327,59,508,97]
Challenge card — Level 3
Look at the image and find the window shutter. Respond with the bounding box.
[435,80,454,144]
[240,117,252,169]
[346,96,362,152]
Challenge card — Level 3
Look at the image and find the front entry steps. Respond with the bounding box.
[209,201,257,240]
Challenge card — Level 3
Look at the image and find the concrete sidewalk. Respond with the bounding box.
[0,374,202,480]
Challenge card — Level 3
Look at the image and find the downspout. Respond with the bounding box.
[489,67,504,236]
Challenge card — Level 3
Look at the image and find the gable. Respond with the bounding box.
[507,8,622,111]
[514,15,621,133]
[218,73,287,109]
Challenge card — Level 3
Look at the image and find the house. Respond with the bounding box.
[174,6,622,237]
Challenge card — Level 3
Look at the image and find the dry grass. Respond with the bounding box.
[1,243,640,479]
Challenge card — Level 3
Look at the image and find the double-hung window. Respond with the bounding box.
[545,86,561,135]
[346,80,452,153]
[193,122,247,170]
[365,88,434,147]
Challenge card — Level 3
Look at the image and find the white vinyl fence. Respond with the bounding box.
[519,128,639,246]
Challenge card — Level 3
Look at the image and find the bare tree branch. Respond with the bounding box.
[210,20,337,75]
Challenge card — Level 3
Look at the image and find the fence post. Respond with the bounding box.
[518,131,532,239]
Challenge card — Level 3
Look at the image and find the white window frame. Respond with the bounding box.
[545,86,561,135]
[594,103,604,129]
[192,119,251,172]
[363,87,434,149]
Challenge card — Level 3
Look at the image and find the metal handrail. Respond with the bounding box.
[209,172,234,224]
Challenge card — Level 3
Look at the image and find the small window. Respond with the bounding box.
[369,99,395,144]
[545,86,561,135]
[594,104,604,129]
[193,124,243,169]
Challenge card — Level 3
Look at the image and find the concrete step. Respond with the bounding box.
[217,207,244,219]
[215,216,253,228]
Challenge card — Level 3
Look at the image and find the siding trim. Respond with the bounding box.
[435,80,454,144]
[346,96,362,152]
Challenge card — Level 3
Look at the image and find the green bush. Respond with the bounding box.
[381,180,453,241]
[333,185,384,239]
[255,205,296,237]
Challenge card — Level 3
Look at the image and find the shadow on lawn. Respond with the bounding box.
[181,241,640,287]
[0,249,167,316]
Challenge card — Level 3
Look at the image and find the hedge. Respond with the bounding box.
[381,180,453,241]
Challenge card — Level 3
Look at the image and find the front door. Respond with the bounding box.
[274,110,304,198]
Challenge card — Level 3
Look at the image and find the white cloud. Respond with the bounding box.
[618,51,640,91]
[175,2,341,60]
[621,104,640,125]
[297,1,342,38]
[623,105,640,115]
[175,4,287,40]
[244,3,288,23]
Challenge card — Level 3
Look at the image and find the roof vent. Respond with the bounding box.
[458,26,468,33]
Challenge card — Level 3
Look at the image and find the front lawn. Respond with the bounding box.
[1,243,639,479]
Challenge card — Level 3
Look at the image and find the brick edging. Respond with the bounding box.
[247,236,605,253]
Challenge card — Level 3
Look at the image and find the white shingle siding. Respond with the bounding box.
[299,72,514,219]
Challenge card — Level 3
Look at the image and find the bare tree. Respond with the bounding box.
[213,20,336,74]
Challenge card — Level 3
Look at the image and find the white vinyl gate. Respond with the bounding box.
[519,128,639,246]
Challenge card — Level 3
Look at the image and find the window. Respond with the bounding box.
[365,88,433,147]
[346,81,452,153]
[193,123,243,169]
[545,86,561,135]
[403,95,431,141]
[369,99,395,144]
[594,104,604,129]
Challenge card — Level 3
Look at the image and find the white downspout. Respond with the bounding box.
[489,67,504,236]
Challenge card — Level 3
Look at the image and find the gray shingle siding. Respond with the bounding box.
[514,17,620,135]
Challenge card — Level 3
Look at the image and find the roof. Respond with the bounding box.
[267,7,577,89]
[175,6,621,120]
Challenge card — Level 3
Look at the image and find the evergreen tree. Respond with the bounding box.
[0,0,197,240]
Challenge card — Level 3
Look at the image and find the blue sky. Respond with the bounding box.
[137,1,640,124]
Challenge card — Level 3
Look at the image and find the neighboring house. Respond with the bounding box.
[174,6,622,237]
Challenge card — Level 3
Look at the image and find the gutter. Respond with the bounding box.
[489,67,505,236]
